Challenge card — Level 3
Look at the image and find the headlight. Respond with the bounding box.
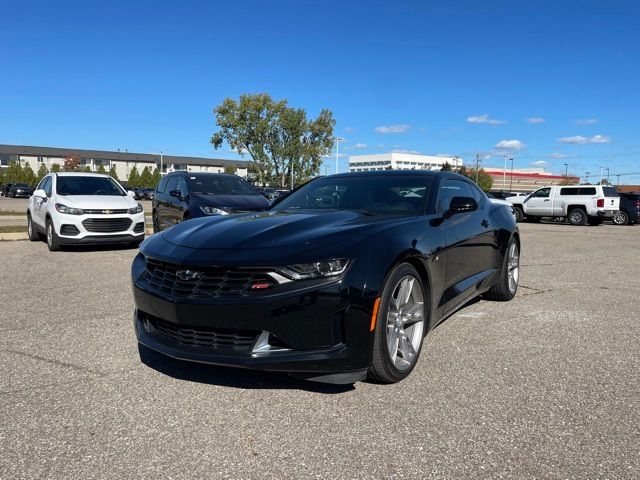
[200,205,229,216]
[278,259,351,280]
[128,203,143,214]
[55,203,84,215]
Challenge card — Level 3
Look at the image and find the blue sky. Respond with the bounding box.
[1,0,639,182]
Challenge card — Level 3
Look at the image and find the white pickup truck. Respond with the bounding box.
[506,185,620,225]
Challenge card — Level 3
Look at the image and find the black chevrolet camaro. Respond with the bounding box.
[132,171,519,384]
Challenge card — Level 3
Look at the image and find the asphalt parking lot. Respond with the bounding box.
[1,223,638,479]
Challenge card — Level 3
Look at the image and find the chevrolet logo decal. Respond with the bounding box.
[103,209,112,214]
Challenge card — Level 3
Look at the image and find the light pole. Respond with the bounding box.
[564,163,568,177]
[475,153,480,184]
[509,157,514,191]
[585,171,590,183]
[606,167,610,183]
[334,137,345,174]
[160,150,164,175]
[599,166,603,184]
[503,155,507,190]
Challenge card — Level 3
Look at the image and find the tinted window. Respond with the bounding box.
[14,183,29,188]
[188,174,258,195]
[176,176,189,197]
[602,187,618,197]
[164,176,179,193]
[274,175,434,216]
[560,187,597,195]
[436,179,475,213]
[156,176,169,193]
[42,177,52,197]
[56,176,125,196]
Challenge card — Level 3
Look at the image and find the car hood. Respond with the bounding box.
[162,210,396,250]
[192,193,270,211]
[55,195,138,209]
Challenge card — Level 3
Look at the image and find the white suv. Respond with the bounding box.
[27,173,146,251]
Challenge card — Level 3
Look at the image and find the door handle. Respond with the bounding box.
[481,219,489,228]
[544,199,550,202]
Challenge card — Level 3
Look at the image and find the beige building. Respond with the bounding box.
[0,144,248,182]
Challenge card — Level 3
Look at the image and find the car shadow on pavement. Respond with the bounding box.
[138,344,355,394]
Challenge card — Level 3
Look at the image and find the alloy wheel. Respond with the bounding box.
[386,275,425,371]
[569,210,585,225]
[613,211,628,225]
[507,242,520,294]
[28,217,33,237]
[47,223,53,247]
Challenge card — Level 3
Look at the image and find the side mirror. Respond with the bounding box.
[169,189,183,201]
[448,196,478,215]
[33,189,47,199]
[127,190,136,198]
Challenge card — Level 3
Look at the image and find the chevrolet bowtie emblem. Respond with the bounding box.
[103,209,112,214]
[176,269,202,281]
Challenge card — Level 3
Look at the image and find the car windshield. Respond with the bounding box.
[14,183,29,188]
[602,186,619,197]
[56,176,125,196]
[188,175,258,195]
[273,175,434,215]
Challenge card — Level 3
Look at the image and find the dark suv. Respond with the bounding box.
[152,172,270,232]
[613,192,640,225]
[7,183,33,198]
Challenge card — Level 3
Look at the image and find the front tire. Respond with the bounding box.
[46,218,60,251]
[613,211,629,225]
[486,239,520,301]
[152,211,160,233]
[513,206,524,223]
[368,263,426,384]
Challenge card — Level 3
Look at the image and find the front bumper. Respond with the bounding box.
[54,212,146,243]
[132,269,374,377]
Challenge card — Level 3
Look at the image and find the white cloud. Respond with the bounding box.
[435,153,453,157]
[392,149,422,155]
[229,147,249,155]
[344,127,356,133]
[531,160,549,167]
[375,124,410,134]
[494,139,526,150]
[575,118,598,125]
[558,134,611,144]
[467,114,507,125]
[548,152,568,159]
[377,144,385,149]
[353,143,368,150]
[526,117,545,124]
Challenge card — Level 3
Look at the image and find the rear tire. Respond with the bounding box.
[27,214,39,241]
[613,211,629,225]
[152,211,160,233]
[46,218,60,251]
[368,263,426,384]
[486,239,519,301]
[568,208,587,226]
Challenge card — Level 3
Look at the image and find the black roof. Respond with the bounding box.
[0,144,248,168]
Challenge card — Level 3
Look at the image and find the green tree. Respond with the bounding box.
[139,166,152,188]
[5,161,23,183]
[211,93,335,187]
[224,165,237,174]
[36,164,49,182]
[460,168,493,192]
[150,168,161,187]
[51,163,61,173]
[96,164,106,174]
[440,161,452,172]
[0,167,5,187]
[108,165,119,181]
[22,164,37,185]
[83,165,92,173]
[128,166,140,186]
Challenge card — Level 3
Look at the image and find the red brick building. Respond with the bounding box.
[483,167,579,193]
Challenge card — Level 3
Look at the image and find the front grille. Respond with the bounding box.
[133,222,145,233]
[141,259,277,298]
[140,311,259,351]
[83,209,128,214]
[60,224,80,236]
[82,217,132,233]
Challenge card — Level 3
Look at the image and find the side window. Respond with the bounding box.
[176,176,189,197]
[156,176,169,193]
[36,176,47,191]
[578,187,596,195]
[165,176,179,193]
[42,177,52,197]
[532,187,551,198]
[466,182,485,205]
[436,179,473,213]
[560,188,577,196]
